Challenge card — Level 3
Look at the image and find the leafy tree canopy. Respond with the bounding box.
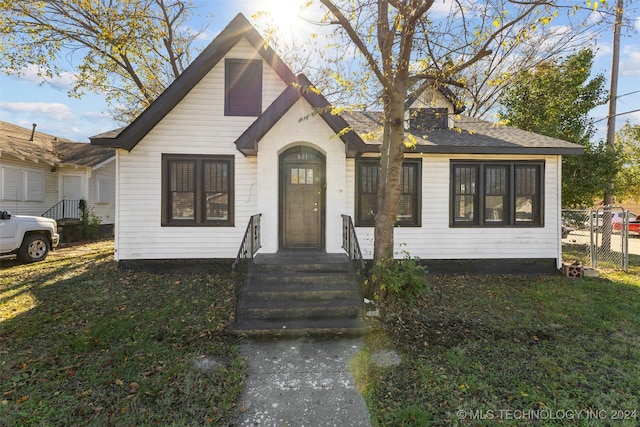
[498,48,607,145]
[615,122,640,203]
[497,48,619,207]
[0,0,202,123]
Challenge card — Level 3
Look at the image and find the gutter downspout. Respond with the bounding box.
[114,150,120,261]
[557,156,563,270]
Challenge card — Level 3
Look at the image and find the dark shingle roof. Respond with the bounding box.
[0,121,114,167]
[53,141,115,167]
[341,112,584,155]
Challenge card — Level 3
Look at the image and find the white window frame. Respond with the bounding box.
[96,175,112,204]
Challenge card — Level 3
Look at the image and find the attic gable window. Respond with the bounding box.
[409,108,448,130]
[225,59,263,116]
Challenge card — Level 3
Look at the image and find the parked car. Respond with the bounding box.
[587,211,637,229]
[613,219,640,236]
[0,209,59,263]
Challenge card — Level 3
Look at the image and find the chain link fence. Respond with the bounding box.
[562,207,629,272]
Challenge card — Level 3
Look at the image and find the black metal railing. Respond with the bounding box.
[42,199,82,220]
[342,214,365,275]
[342,214,367,317]
[232,214,262,322]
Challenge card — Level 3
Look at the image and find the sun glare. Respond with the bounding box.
[257,0,314,40]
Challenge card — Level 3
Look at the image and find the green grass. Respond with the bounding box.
[354,255,640,426]
[1,241,245,426]
[4,240,640,426]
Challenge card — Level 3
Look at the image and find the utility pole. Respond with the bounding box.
[604,0,623,206]
[602,0,624,252]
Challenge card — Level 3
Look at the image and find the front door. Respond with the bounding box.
[62,175,82,200]
[280,147,325,249]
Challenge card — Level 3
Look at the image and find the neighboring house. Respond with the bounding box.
[91,13,583,273]
[0,121,115,235]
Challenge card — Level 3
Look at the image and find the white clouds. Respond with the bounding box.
[0,102,74,121]
[635,17,640,32]
[620,47,640,77]
[0,102,114,141]
[11,64,77,92]
[429,0,454,18]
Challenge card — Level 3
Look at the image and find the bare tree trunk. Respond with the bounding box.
[374,83,407,262]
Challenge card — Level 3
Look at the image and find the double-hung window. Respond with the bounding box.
[451,161,543,227]
[162,154,234,226]
[356,158,421,227]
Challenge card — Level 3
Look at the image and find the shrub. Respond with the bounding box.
[367,252,428,305]
[80,203,102,239]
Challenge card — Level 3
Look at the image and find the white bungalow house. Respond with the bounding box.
[91,13,582,274]
[1,121,115,239]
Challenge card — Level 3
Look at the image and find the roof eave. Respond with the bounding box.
[362,144,584,156]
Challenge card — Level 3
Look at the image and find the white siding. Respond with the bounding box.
[113,35,563,263]
[0,157,58,216]
[114,38,286,260]
[89,160,116,224]
[352,154,562,261]
[256,98,348,254]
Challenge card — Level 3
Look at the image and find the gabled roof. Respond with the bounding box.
[235,74,366,157]
[0,121,114,167]
[406,80,467,114]
[342,112,584,155]
[90,13,296,150]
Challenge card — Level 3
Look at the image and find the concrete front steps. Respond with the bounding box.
[230,252,369,336]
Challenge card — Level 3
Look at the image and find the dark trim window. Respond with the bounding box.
[162,154,234,226]
[225,59,262,116]
[451,161,544,227]
[356,158,421,227]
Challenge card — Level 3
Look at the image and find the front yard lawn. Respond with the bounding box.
[1,240,244,426]
[354,256,640,426]
[4,240,639,426]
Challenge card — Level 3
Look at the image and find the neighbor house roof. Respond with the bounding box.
[0,121,115,167]
[342,112,584,155]
[54,141,116,167]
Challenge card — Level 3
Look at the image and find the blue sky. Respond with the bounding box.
[0,0,639,143]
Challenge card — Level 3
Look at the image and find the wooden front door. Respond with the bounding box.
[280,147,325,249]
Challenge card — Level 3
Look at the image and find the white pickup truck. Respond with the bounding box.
[0,209,60,263]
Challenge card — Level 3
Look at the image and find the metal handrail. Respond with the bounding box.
[232,214,262,323]
[232,213,262,271]
[341,214,367,319]
[341,214,365,274]
[42,199,82,220]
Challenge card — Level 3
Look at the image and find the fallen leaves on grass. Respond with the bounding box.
[0,240,246,426]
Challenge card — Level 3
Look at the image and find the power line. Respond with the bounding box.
[594,108,640,123]
[617,90,640,99]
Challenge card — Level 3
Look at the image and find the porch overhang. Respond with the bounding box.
[234,74,367,158]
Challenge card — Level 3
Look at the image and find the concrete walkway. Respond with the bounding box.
[237,336,372,426]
